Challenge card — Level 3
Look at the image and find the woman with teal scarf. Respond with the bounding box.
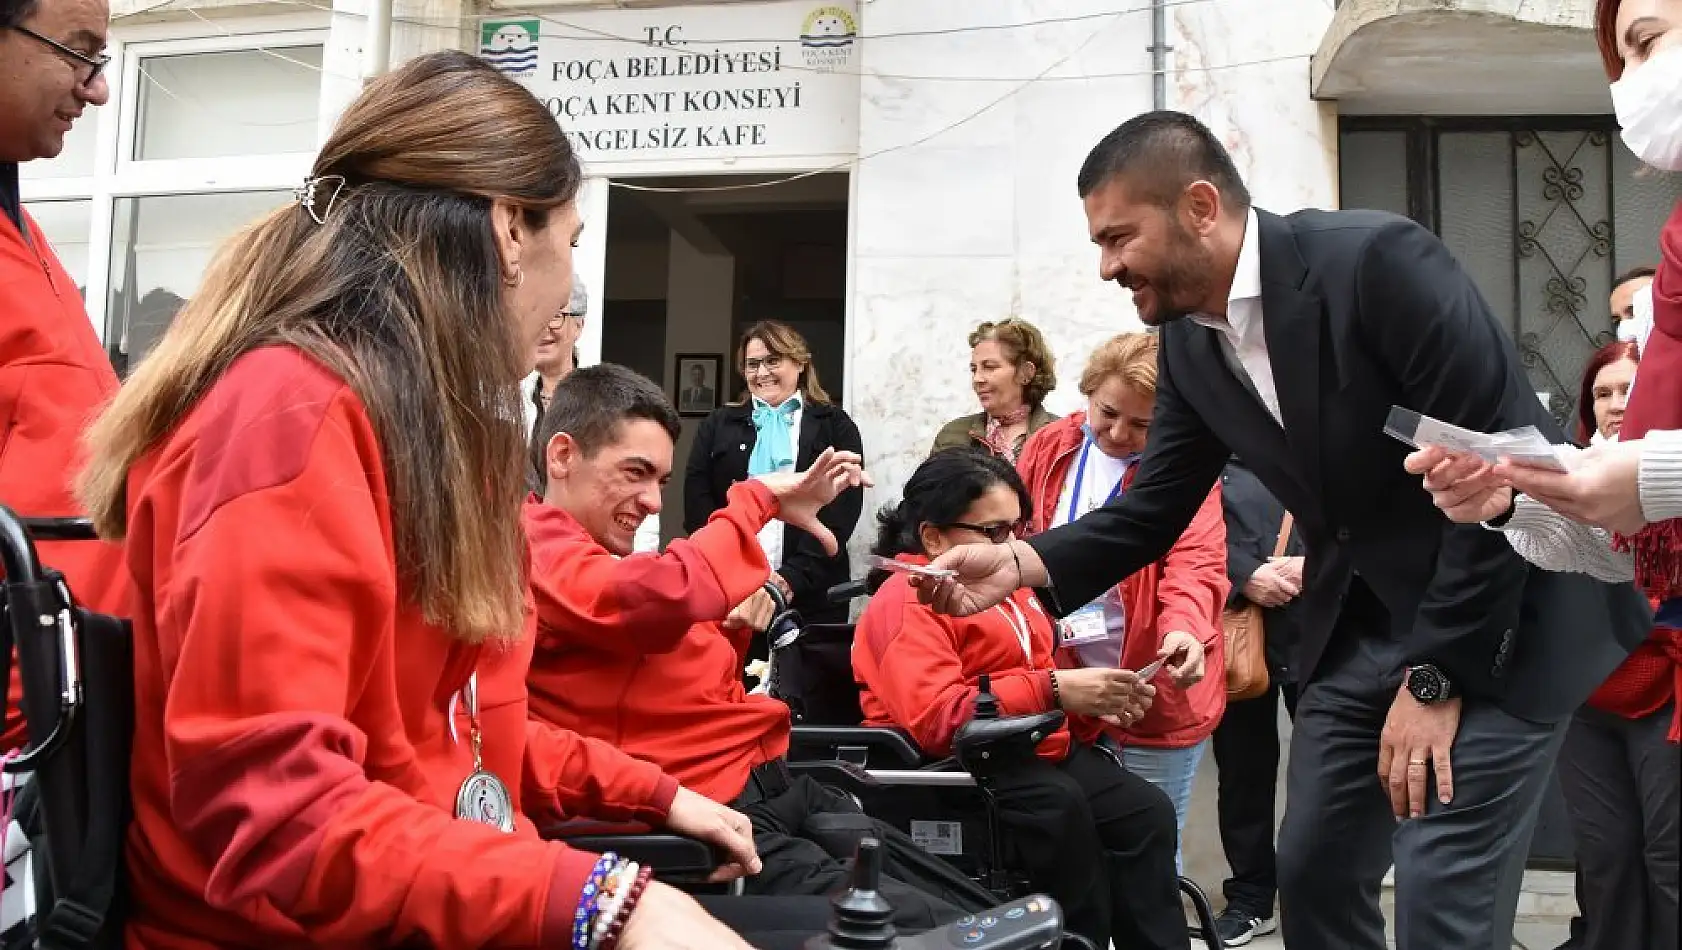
[684,320,865,647]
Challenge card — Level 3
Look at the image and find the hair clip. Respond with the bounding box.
[294,174,348,226]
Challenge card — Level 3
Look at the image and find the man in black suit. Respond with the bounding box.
[913,111,1649,950]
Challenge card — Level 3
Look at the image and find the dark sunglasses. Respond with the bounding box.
[12,25,110,86]
[947,521,1016,543]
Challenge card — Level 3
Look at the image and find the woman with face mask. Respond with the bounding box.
[1013,333,1229,869]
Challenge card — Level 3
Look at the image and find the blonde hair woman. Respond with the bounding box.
[1015,332,1229,869]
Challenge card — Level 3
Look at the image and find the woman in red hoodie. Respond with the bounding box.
[73,52,765,950]
[853,448,1188,950]
[1015,332,1229,870]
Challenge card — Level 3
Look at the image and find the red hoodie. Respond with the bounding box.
[1016,413,1229,749]
[854,563,1069,762]
[0,206,130,750]
[525,480,793,804]
[122,346,676,950]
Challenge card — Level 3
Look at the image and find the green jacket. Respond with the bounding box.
[929,405,1059,460]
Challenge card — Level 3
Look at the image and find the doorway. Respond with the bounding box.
[600,172,850,542]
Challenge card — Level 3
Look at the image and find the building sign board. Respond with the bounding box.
[479,2,861,167]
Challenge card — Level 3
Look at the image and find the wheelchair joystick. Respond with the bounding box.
[809,837,897,949]
[806,838,1069,950]
[972,674,1000,721]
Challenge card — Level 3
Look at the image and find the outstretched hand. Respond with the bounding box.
[1404,446,1513,524]
[1496,439,1646,535]
[910,540,1048,617]
[758,447,872,555]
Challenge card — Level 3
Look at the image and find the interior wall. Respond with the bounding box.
[660,231,736,541]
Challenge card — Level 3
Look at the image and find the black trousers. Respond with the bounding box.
[1210,678,1298,918]
[731,762,978,933]
[1276,616,1565,950]
[1555,703,1679,950]
[988,743,1188,950]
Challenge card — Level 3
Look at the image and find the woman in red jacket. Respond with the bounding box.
[74,52,764,950]
[1015,332,1228,870]
[853,448,1189,950]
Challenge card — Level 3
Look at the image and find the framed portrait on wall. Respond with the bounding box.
[675,353,723,417]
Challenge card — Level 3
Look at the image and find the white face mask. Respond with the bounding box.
[1612,45,1682,171]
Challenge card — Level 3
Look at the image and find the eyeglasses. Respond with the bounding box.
[11,25,110,87]
[743,355,785,374]
[947,521,1017,543]
[547,310,585,328]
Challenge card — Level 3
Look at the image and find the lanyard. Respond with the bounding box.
[995,599,1033,664]
[1066,439,1128,525]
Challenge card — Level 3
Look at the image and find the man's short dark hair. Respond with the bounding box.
[530,364,681,491]
[1076,110,1251,212]
[1613,265,1656,289]
[2,0,40,27]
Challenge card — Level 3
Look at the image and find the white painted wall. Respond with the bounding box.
[660,231,736,540]
[843,0,1339,567]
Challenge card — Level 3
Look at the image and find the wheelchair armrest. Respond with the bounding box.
[785,759,882,799]
[952,710,1066,775]
[541,820,722,877]
[789,725,924,768]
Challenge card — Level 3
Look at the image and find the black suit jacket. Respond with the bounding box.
[1220,457,1305,682]
[1030,209,1650,722]
[683,400,863,624]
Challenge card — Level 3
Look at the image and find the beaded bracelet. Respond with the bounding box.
[572,853,623,950]
[597,866,654,950]
[590,860,641,947]
[1048,669,1061,708]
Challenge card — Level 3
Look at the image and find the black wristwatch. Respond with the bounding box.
[1405,664,1457,705]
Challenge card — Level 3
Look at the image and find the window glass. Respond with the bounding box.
[19,109,101,180]
[21,199,93,291]
[105,191,289,370]
[134,46,323,161]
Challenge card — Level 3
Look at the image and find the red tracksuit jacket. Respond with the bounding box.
[1016,413,1230,749]
[524,481,792,804]
[853,562,1071,762]
[122,346,676,950]
[0,206,130,750]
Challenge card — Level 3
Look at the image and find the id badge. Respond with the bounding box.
[1058,604,1109,647]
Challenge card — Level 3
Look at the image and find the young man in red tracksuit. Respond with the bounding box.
[523,363,977,930]
[1,0,132,751]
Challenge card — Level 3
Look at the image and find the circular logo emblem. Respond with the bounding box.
[456,770,516,833]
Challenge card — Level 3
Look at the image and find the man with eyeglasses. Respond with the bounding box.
[0,0,128,750]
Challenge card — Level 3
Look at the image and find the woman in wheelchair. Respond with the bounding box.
[852,449,1191,950]
[69,53,771,950]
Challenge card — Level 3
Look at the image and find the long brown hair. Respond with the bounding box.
[735,320,831,404]
[78,51,581,643]
[1596,0,1624,78]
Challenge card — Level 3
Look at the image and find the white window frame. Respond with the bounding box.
[19,14,329,351]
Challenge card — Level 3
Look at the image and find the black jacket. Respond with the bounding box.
[1220,458,1304,683]
[683,399,863,625]
[1029,209,1649,722]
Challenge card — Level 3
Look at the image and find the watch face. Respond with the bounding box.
[1409,667,1445,703]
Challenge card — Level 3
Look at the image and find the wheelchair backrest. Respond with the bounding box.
[770,621,865,726]
[1,507,131,950]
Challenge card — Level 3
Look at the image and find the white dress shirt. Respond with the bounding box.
[1190,209,1281,425]
[753,403,803,570]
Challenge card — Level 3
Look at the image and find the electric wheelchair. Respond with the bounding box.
[759,580,1223,945]
[0,508,1076,950]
